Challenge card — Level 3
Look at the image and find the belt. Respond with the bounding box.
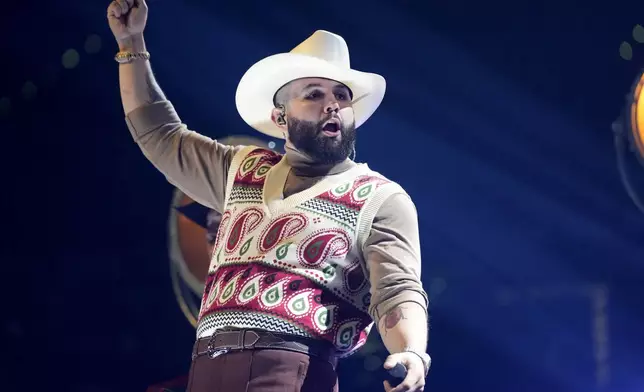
[191,328,338,367]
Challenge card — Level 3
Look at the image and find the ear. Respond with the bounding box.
[271,107,287,130]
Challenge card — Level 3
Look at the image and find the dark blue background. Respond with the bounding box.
[3,0,644,391]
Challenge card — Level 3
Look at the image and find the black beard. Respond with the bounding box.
[288,117,356,164]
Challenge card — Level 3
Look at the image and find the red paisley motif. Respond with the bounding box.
[317,175,390,209]
[224,207,264,254]
[198,263,373,356]
[212,210,231,254]
[235,149,282,184]
[258,213,308,253]
[297,229,351,267]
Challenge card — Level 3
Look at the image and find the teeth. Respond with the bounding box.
[322,119,340,133]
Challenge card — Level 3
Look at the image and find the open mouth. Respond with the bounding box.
[321,119,341,137]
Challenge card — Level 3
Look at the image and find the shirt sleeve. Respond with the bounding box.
[363,192,428,322]
[125,100,244,212]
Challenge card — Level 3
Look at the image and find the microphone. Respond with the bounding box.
[387,362,408,379]
[385,362,408,388]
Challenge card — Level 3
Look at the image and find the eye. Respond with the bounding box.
[305,91,323,100]
[335,92,349,101]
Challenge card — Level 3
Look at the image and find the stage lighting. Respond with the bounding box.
[627,69,644,164]
[613,68,644,214]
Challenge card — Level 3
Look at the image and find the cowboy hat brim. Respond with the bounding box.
[235,52,386,139]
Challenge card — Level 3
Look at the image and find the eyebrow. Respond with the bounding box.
[301,83,353,97]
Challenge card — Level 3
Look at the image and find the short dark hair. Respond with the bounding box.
[273,82,292,108]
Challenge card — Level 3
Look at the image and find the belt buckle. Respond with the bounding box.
[206,334,230,359]
[207,347,229,359]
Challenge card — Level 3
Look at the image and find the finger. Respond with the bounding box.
[107,1,122,18]
[123,0,134,7]
[383,355,399,370]
[383,380,393,392]
[390,376,424,392]
[390,381,412,392]
[116,0,129,14]
[135,0,148,10]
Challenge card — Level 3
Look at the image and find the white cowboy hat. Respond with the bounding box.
[235,30,387,139]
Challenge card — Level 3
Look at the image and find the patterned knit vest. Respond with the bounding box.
[197,146,404,357]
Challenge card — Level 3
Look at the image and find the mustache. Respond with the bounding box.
[317,114,352,135]
[318,114,341,125]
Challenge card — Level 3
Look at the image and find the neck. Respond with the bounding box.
[284,144,354,177]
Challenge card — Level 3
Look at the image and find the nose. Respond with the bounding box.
[325,101,340,114]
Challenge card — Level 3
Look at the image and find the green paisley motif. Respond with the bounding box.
[240,237,253,256]
[322,264,336,279]
[264,286,281,305]
[357,184,373,198]
[317,308,331,327]
[227,224,241,248]
[256,165,270,176]
[292,297,306,312]
[306,239,324,260]
[242,157,257,172]
[221,279,236,302]
[264,225,280,248]
[338,325,355,345]
[241,283,256,300]
[275,242,292,260]
[334,183,350,194]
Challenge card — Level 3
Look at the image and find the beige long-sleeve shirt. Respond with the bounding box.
[125,100,428,322]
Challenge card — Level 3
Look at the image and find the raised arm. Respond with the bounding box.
[364,193,430,392]
[107,0,241,211]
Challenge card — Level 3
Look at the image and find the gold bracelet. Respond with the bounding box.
[114,51,151,64]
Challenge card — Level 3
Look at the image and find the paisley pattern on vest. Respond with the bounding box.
[197,148,391,357]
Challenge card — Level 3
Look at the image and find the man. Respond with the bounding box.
[107,0,431,391]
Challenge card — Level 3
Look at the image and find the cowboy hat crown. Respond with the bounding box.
[235,30,386,139]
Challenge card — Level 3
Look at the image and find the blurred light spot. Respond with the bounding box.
[633,25,644,43]
[360,339,380,355]
[620,42,633,60]
[84,34,102,54]
[62,49,80,69]
[21,81,38,101]
[0,97,11,117]
[363,354,382,371]
[268,141,276,149]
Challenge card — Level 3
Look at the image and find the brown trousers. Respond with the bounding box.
[186,349,339,392]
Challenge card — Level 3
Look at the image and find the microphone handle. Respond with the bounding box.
[388,363,408,379]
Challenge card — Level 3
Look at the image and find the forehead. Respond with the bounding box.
[287,77,350,93]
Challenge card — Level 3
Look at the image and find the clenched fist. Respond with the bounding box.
[107,0,148,42]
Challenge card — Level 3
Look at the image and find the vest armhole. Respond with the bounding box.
[356,182,407,253]
[222,145,262,208]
